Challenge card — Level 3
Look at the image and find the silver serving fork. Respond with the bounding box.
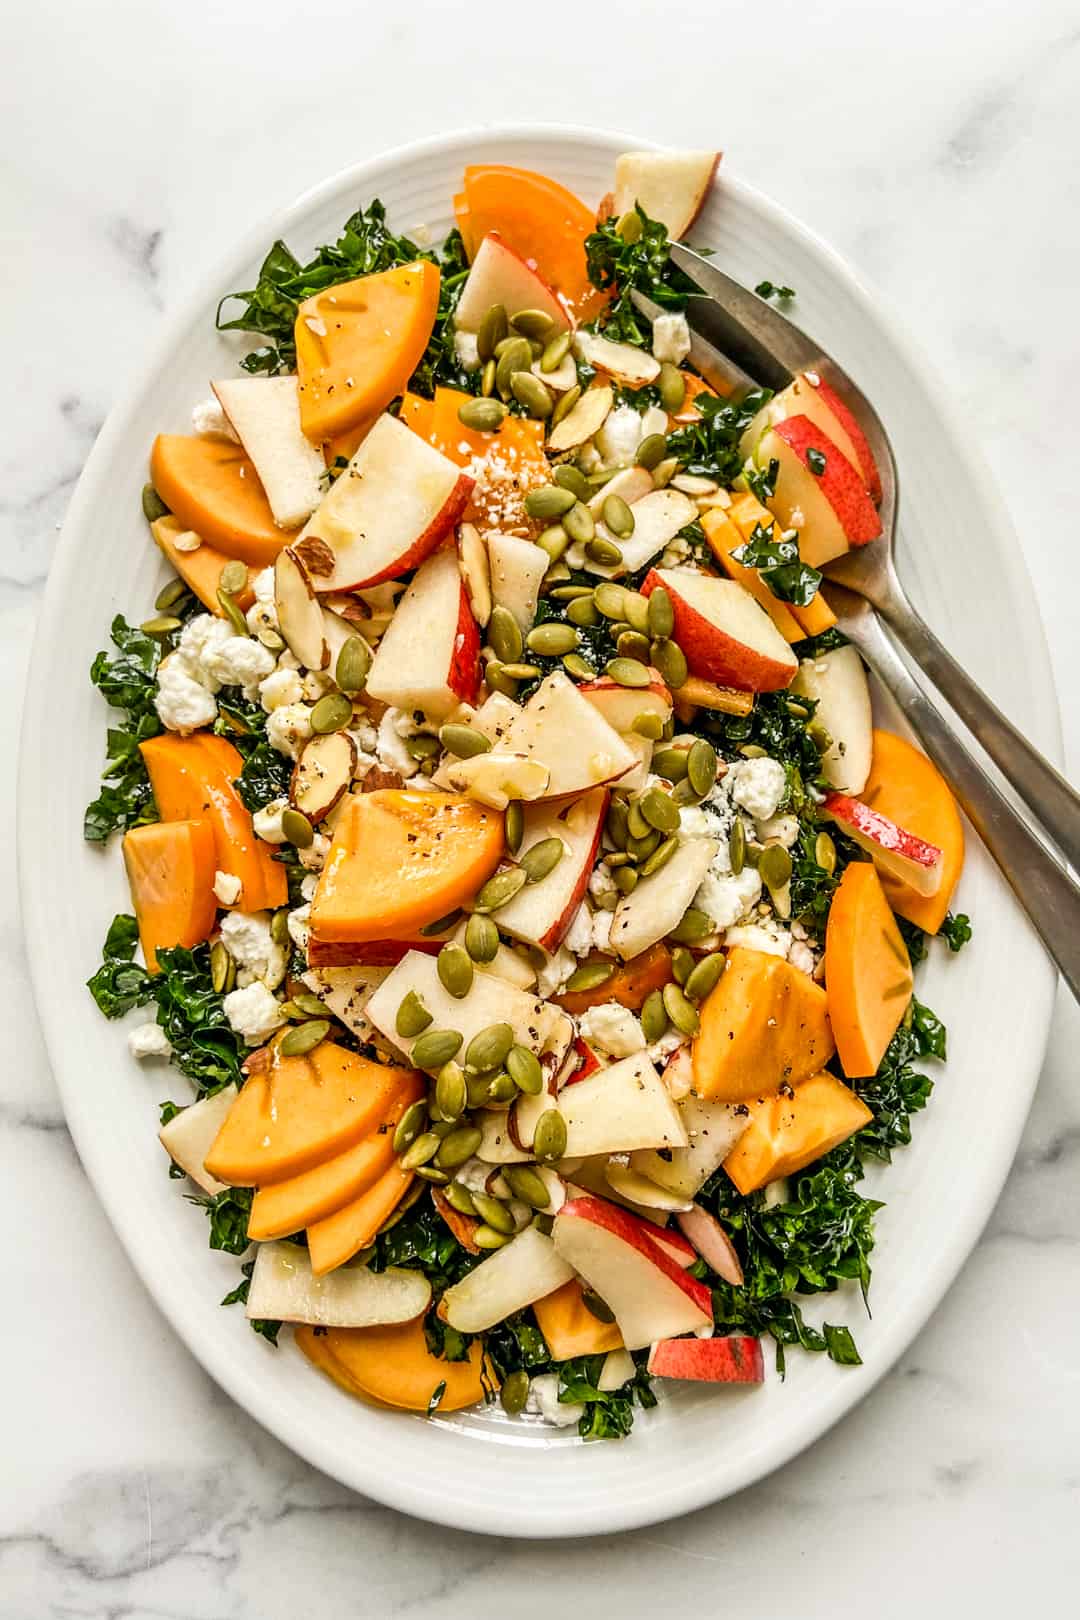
[632,247,1080,997]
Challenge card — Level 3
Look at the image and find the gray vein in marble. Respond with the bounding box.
[107,220,165,308]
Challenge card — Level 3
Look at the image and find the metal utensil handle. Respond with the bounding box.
[878,580,1080,873]
[847,613,1080,1001]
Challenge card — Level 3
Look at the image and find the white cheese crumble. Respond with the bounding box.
[298,832,331,872]
[191,396,239,441]
[594,404,643,467]
[260,666,305,713]
[577,1002,646,1058]
[154,652,218,733]
[563,903,594,958]
[213,870,242,907]
[729,757,787,822]
[266,702,314,759]
[287,903,311,954]
[202,634,275,698]
[128,1021,172,1060]
[536,946,576,999]
[252,798,289,844]
[376,708,420,777]
[524,1372,584,1428]
[454,330,481,371]
[724,918,791,958]
[651,312,692,366]
[789,939,816,975]
[219,910,287,990]
[756,813,800,848]
[695,864,762,930]
[223,981,286,1044]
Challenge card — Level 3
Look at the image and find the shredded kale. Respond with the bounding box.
[583,206,695,345]
[486,1316,656,1440]
[371,1200,478,1293]
[192,1186,254,1254]
[665,390,771,488]
[732,520,824,607]
[940,911,973,951]
[754,280,796,301]
[744,457,780,505]
[220,1258,283,1344]
[86,913,154,1017]
[214,695,293,814]
[85,617,168,841]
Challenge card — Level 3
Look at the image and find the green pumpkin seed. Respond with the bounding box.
[525,485,577,522]
[270,908,291,947]
[336,636,371,694]
[486,606,523,667]
[551,383,582,427]
[495,338,533,398]
[393,1099,429,1154]
[606,800,629,848]
[640,988,669,1043]
[411,1028,464,1070]
[687,739,718,797]
[142,483,170,523]
[563,501,596,544]
[669,906,712,944]
[553,463,591,500]
[210,939,233,995]
[474,1225,512,1250]
[526,621,578,657]
[614,865,638,894]
[533,1109,568,1162]
[742,841,761,869]
[216,587,249,636]
[511,370,554,419]
[653,746,689,783]
[585,536,622,566]
[311,693,353,734]
[646,586,674,640]
[464,1021,515,1075]
[616,631,651,664]
[541,330,572,372]
[293,991,333,1019]
[415,1165,450,1185]
[565,960,615,993]
[279,1019,330,1057]
[808,720,833,754]
[494,336,520,358]
[786,698,811,719]
[140,614,182,637]
[685,951,726,1002]
[435,1123,483,1170]
[658,362,686,413]
[650,638,688,689]
[464,913,500,965]
[154,577,188,612]
[510,308,556,341]
[458,395,509,433]
[466,1190,512,1233]
[505,801,524,854]
[405,733,440,762]
[602,494,635,538]
[281,808,314,848]
[437,943,474,1000]
[632,711,665,742]
[562,652,596,681]
[635,433,668,472]
[500,1368,530,1413]
[437,723,488,761]
[427,1117,455,1138]
[580,1288,616,1323]
[663,981,700,1036]
[486,1072,517,1103]
[815,829,837,874]
[550,583,593,601]
[477,302,508,362]
[651,455,680,488]
[419,910,462,936]
[567,594,600,628]
[615,208,644,243]
[729,816,746,875]
[463,1073,491,1109]
[605,657,651,688]
[672,777,702,807]
[592,582,627,620]
[442,1181,476,1219]
[628,827,661,863]
[759,844,793,891]
[507,1045,544,1095]
[640,835,679,877]
[504,1164,550,1208]
[626,797,650,840]
[220,559,248,595]
[621,591,650,634]
[536,524,569,563]
[480,358,497,397]
[520,836,564,884]
[640,785,681,834]
[401,1131,441,1170]
[739,744,767,758]
[500,662,541,681]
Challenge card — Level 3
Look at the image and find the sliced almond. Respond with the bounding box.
[547,385,614,452]
[431,751,550,810]
[507,1089,549,1152]
[274,547,329,670]
[604,1160,693,1212]
[573,332,660,388]
[530,353,578,392]
[457,521,492,628]
[431,1188,482,1255]
[290,731,356,822]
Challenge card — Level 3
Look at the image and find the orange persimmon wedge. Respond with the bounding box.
[533,1279,624,1360]
[788,589,837,638]
[298,1316,491,1411]
[701,505,805,644]
[398,391,436,444]
[721,490,836,639]
[825,861,913,1078]
[724,1070,873,1195]
[204,1043,415,1187]
[692,947,835,1103]
[294,261,441,443]
[672,372,722,418]
[860,730,965,934]
[306,1157,416,1274]
[466,415,550,533]
[246,1072,423,1241]
[150,435,296,568]
[310,790,504,944]
[122,818,217,972]
[150,516,256,616]
[140,733,287,912]
[555,943,672,1016]
[455,164,606,322]
[430,385,496,467]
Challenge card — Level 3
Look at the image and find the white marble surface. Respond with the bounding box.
[5,0,1079,1612]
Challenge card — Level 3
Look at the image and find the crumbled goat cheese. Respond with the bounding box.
[300,873,319,902]
[266,702,314,758]
[724,918,791,958]
[176,614,235,692]
[223,981,286,1044]
[128,1021,172,1059]
[246,600,278,643]
[203,634,275,698]
[524,1372,584,1428]
[789,939,816,975]
[213,870,242,907]
[729,756,787,822]
[219,910,287,989]
[253,567,276,604]
[563,903,595,958]
[536,946,576,999]
[590,908,614,953]
[172,529,202,553]
[660,534,694,569]
[260,666,305,713]
[594,404,643,467]
[154,652,218,733]
[252,798,289,844]
[587,864,618,907]
[191,396,239,441]
[287,903,311,954]
[695,864,762,931]
[298,832,331,872]
[577,1002,646,1058]
[454,330,481,371]
[647,1027,689,1067]
[756,813,800,848]
[651,312,692,366]
[376,709,420,777]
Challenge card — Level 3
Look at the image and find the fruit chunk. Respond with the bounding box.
[212,376,325,528]
[294,261,441,443]
[298,1316,490,1412]
[140,734,287,911]
[755,416,882,568]
[204,1043,415,1186]
[631,1093,751,1198]
[558,1053,689,1157]
[246,1243,430,1327]
[309,791,503,943]
[588,489,698,577]
[553,1196,712,1350]
[824,792,944,896]
[702,499,804,642]
[489,788,608,951]
[149,435,296,567]
[612,151,721,239]
[487,531,547,631]
[432,751,550,811]
[532,1278,624,1360]
[642,568,798,692]
[306,1158,416,1274]
[609,836,717,960]
[724,1068,873,1194]
[440,1226,575,1333]
[122,818,217,973]
[675,1204,744,1286]
[299,963,391,1043]
[364,545,481,716]
[454,164,606,322]
[860,730,965,934]
[693,946,835,1102]
[555,941,672,1015]
[740,371,882,505]
[790,645,873,793]
[454,232,571,334]
[647,1335,763,1384]
[398,391,436,442]
[150,516,255,616]
[502,671,637,799]
[825,861,913,1078]
[274,546,329,670]
[158,1083,237,1194]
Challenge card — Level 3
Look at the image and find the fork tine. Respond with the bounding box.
[669,242,823,386]
[629,289,760,400]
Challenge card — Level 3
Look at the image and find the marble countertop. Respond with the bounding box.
[5,0,1079,1613]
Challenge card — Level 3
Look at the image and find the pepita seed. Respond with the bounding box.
[218,558,247,595]
[507,1045,544,1095]
[670,947,694,983]
[210,939,233,995]
[139,615,182,636]
[606,800,629,848]
[615,208,644,243]
[663,981,700,1036]
[154,577,188,612]
[640,834,679,877]
[293,991,333,1018]
[310,692,354,734]
[786,699,811,719]
[672,779,702,806]
[481,358,497,397]
[526,621,578,657]
[622,591,651,634]
[505,801,524,854]
[567,593,600,628]
[541,330,572,372]
[438,723,490,761]
[553,463,591,500]
[465,1190,512,1233]
[410,1029,464,1070]
[739,743,767,758]
[511,370,554,418]
[565,960,614,993]
[685,951,726,1002]
[640,785,681,834]
[270,908,291,948]
[759,844,793,891]
[458,395,508,433]
[501,1368,530,1414]
[520,836,564,884]
[437,943,474,1000]
[653,746,689,783]
[435,1123,483,1170]
[405,733,440,761]
[525,485,577,521]
[504,1164,550,1208]
[592,582,628,620]
[650,637,688,689]
[605,657,651,688]
[550,583,594,601]
[216,587,249,636]
[415,1165,450,1184]
[474,1225,512,1250]
[602,494,635,537]
[477,302,508,362]
[393,1100,429,1154]
[562,652,595,680]
[626,799,650,840]
[616,631,651,664]
[488,604,524,664]
[420,910,461,937]
[281,808,314,848]
[536,524,569,562]
[729,816,747,874]
[551,383,581,427]
[646,585,674,640]
[815,829,837,874]
[563,501,596,544]
[510,308,557,341]
[585,536,622,566]
[495,338,533,398]
[465,1073,492,1108]
[614,864,638,894]
[651,455,680,488]
[494,337,519,359]
[336,636,371,694]
[463,912,499,965]
[687,738,718,797]
[658,362,687,413]
[632,711,665,742]
[486,1072,517,1103]
[635,432,668,471]
[640,988,669,1043]
[500,662,541,681]
[279,1019,330,1057]
[808,720,833,753]
[446,1179,478,1217]
[669,906,712,944]
[533,1109,568,1162]
[464,1021,515,1075]
[581,1288,617,1323]
[401,1131,441,1170]
[142,483,169,523]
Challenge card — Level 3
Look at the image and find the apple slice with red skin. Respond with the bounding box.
[646,1223,697,1270]
[502,671,638,799]
[492,787,608,951]
[642,568,798,692]
[558,1035,603,1087]
[365,547,480,717]
[790,644,873,794]
[755,416,882,568]
[740,372,882,504]
[823,791,944,896]
[578,669,672,735]
[612,151,721,240]
[647,1334,764,1385]
[306,935,443,968]
[453,232,571,334]
[297,414,474,591]
[275,547,329,669]
[553,1196,712,1349]
[676,1204,745,1287]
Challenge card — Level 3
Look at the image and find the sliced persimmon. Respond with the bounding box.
[321,414,379,469]
[430,385,495,467]
[825,860,913,1078]
[533,1279,624,1360]
[860,730,964,934]
[692,946,835,1102]
[204,1043,415,1187]
[122,818,217,972]
[398,391,436,444]
[467,416,549,534]
[722,490,837,639]
[455,164,606,322]
[671,372,721,419]
[150,516,255,616]
[298,1316,491,1411]
[149,435,296,568]
[724,1070,873,1195]
[788,589,837,638]
[555,943,672,1016]
[294,261,441,444]
[246,1072,423,1240]
[309,790,504,944]
[140,733,287,912]
[306,1158,416,1274]
[701,505,805,644]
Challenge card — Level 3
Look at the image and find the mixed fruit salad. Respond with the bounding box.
[86,149,972,1438]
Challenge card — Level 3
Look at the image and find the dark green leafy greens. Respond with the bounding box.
[85,617,167,841]
[940,911,973,951]
[732,520,824,607]
[754,279,796,301]
[214,696,293,814]
[86,913,153,1017]
[220,1259,282,1344]
[583,206,696,346]
[666,390,771,488]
